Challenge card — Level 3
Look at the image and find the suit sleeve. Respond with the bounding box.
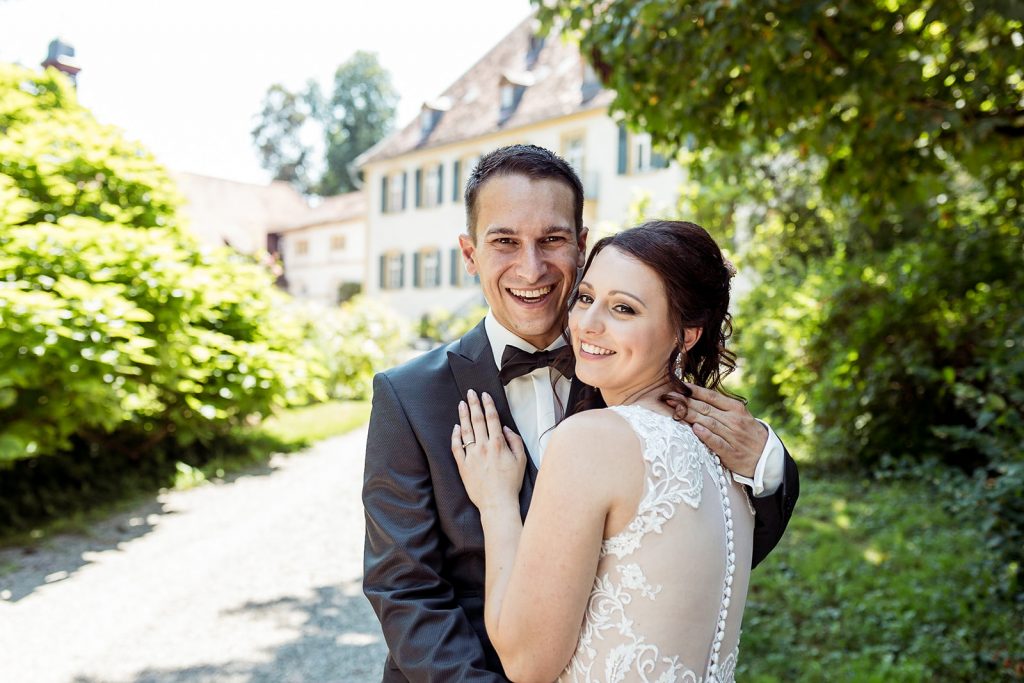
[362,373,506,682]
[748,442,799,569]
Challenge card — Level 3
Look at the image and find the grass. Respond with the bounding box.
[170,399,371,490]
[738,473,1023,681]
[260,399,372,447]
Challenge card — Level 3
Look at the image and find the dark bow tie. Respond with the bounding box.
[498,344,575,385]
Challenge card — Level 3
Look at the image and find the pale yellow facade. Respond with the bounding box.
[362,109,686,321]
[280,216,367,306]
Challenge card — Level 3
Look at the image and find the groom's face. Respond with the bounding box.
[459,173,587,349]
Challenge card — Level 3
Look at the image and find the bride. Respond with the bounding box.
[451,220,755,683]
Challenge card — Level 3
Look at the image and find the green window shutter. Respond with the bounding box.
[380,176,389,213]
[450,247,459,285]
[413,252,422,288]
[452,160,461,202]
[401,172,408,211]
[436,164,444,206]
[617,124,628,175]
[379,254,386,289]
[399,253,405,288]
[652,151,668,169]
[415,168,423,208]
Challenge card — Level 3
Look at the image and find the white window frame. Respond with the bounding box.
[420,248,440,288]
[386,172,404,213]
[383,251,403,290]
[423,164,442,209]
[563,135,585,178]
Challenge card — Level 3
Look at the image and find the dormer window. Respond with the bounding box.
[500,84,518,111]
[499,71,534,122]
[581,62,601,103]
[420,109,441,136]
[526,33,545,69]
[419,97,451,139]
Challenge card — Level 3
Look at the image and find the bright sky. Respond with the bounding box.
[0,0,534,183]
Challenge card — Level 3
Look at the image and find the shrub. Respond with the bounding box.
[337,281,362,304]
[0,63,327,465]
[417,304,488,343]
[0,63,333,534]
[292,296,409,400]
[0,219,326,463]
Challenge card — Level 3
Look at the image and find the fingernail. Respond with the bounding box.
[468,389,476,399]
[482,392,490,401]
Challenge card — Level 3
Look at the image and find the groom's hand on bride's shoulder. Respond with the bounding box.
[664,384,768,478]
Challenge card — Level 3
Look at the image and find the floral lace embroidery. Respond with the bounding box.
[558,404,743,683]
[718,648,739,682]
[601,407,705,559]
[619,563,661,600]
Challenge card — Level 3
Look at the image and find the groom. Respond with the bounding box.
[363,144,799,682]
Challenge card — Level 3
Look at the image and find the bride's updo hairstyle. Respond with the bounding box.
[575,220,738,398]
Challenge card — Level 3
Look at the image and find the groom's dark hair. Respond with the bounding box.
[464,144,584,240]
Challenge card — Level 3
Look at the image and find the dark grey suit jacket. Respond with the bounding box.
[362,320,798,682]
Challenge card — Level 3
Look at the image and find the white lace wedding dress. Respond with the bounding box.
[558,404,756,683]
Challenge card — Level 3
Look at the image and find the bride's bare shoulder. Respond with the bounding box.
[547,409,641,465]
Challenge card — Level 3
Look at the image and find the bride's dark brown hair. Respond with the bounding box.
[571,220,738,399]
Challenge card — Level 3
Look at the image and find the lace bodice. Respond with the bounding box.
[558,405,755,683]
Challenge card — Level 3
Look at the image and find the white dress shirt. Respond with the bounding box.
[485,313,572,467]
[483,311,785,497]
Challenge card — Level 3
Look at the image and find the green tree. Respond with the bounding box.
[251,51,397,195]
[251,82,317,190]
[540,2,1024,592]
[537,0,1023,469]
[314,51,398,195]
[539,1,1023,227]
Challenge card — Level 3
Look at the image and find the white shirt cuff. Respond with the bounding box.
[731,419,784,498]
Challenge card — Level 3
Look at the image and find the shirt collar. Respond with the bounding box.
[484,310,568,370]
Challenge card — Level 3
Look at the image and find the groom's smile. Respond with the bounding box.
[508,285,555,304]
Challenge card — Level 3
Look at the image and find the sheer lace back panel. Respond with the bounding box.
[558,404,755,683]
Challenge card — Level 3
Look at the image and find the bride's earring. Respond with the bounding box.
[673,349,684,381]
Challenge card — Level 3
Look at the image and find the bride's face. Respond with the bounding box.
[569,246,680,404]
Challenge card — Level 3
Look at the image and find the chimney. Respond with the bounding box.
[41,38,81,87]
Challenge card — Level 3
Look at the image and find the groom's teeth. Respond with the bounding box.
[581,342,614,356]
[510,286,553,298]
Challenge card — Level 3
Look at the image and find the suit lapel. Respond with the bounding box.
[448,320,538,520]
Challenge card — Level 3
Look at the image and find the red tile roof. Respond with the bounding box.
[276,191,366,232]
[358,15,613,165]
[172,172,309,253]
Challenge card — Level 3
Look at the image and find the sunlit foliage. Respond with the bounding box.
[0,64,326,464]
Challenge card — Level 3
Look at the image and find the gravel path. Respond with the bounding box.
[0,426,389,683]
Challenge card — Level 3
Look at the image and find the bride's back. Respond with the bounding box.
[559,404,755,683]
